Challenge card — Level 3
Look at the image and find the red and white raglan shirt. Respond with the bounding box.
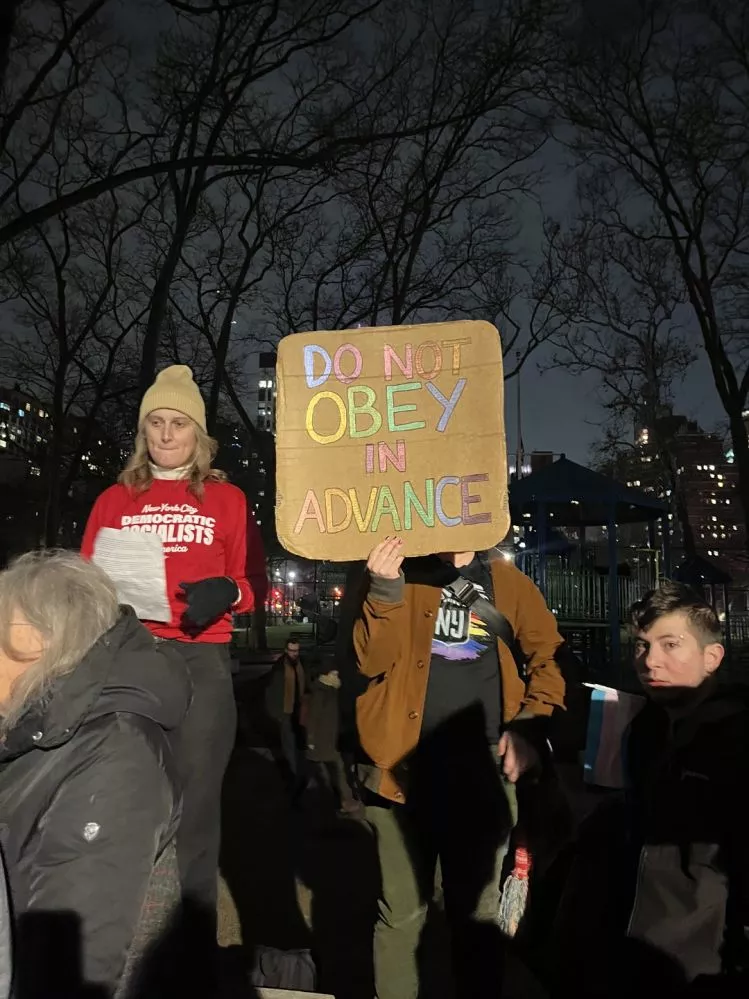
[81,478,267,643]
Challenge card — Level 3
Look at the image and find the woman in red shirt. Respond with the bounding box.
[81,364,266,990]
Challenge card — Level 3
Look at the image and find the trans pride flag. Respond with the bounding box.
[583,684,646,789]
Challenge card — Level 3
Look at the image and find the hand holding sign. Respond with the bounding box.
[367,537,405,580]
[275,320,508,561]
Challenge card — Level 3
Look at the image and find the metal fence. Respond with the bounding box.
[543,568,646,623]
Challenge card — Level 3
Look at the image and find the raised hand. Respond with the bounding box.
[367,537,404,580]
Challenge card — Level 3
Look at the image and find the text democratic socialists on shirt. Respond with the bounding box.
[81,479,265,643]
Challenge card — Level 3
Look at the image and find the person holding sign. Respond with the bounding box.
[81,365,267,992]
[352,537,566,999]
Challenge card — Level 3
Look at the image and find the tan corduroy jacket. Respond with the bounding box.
[353,554,566,802]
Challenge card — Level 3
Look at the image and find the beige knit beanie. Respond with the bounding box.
[138,365,207,431]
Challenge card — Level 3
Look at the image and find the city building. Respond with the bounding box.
[0,385,51,477]
[249,351,277,434]
[617,411,747,581]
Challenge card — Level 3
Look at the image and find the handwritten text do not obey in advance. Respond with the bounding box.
[293,334,492,537]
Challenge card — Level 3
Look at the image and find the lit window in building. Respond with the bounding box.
[709,464,715,471]
[0,440,5,449]
[0,403,9,412]
[696,464,702,470]
[25,403,30,412]
[17,409,24,418]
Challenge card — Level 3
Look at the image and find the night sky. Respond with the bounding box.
[3,0,727,469]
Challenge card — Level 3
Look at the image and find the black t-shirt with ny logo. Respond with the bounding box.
[419,554,502,743]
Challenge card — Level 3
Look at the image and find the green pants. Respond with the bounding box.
[366,756,517,999]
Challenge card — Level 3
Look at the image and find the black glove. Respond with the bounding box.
[180,576,239,628]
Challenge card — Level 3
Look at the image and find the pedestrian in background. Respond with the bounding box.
[305,666,362,818]
[265,638,308,797]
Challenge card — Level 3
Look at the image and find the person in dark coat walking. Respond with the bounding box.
[0,550,190,998]
[265,639,308,792]
[305,667,361,817]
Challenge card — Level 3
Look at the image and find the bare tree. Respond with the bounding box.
[0,0,132,227]
[550,0,749,541]
[0,0,562,252]
[543,216,698,552]
[132,0,408,392]
[0,0,24,97]
[0,182,150,544]
[274,0,564,371]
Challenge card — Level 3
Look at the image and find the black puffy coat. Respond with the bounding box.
[626,681,749,991]
[0,609,191,997]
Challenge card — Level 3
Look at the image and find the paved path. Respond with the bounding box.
[218,671,570,998]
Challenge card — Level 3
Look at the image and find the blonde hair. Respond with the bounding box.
[0,550,120,734]
[119,419,227,500]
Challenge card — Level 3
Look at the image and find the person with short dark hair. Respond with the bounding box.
[623,580,749,991]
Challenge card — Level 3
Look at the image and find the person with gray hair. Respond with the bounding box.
[0,550,190,997]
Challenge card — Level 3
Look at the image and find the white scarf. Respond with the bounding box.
[149,462,191,480]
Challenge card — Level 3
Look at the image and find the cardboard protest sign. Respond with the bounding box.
[275,320,509,561]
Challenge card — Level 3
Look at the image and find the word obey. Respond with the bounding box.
[275,321,509,561]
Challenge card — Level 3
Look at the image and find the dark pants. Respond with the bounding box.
[272,713,306,789]
[168,641,236,985]
[366,745,516,999]
[310,755,359,811]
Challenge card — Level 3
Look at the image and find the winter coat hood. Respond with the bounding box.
[0,608,191,763]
